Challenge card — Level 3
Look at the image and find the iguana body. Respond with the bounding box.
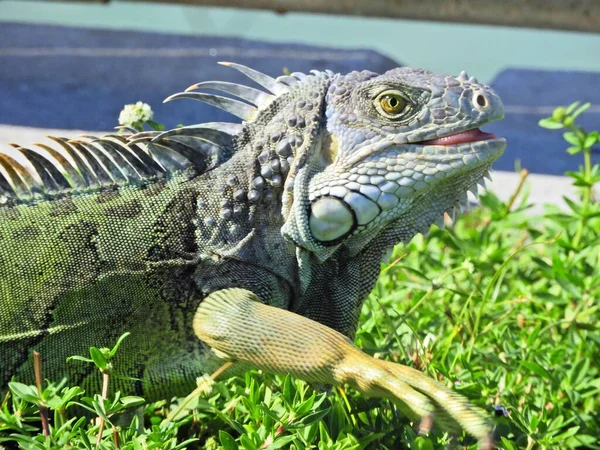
[0,63,505,446]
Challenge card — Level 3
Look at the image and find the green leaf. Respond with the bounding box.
[282,374,295,407]
[565,170,592,187]
[565,101,580,115]
[583,131,599,149]
[570,102,591,120]
[562,131,581,147]
[146,120,165,131]
[526,324,543,348]
[500,437,519,450]
[563,196,582,215]
[414,436,435,450]
[219,430,238,450]
[551,107,566,121]
[89,347,108,370]
[538,118,563,130]
[567,146,582,155]
[269,435,296,449]
[240,433,259,450]
[520,361,552,380]
[211,408,246,434]
[546,414,564,432]
[108,332,131,357]
[568,358,590,388]
[120,396,145,407]
[292,407,331,429]
[554,425,580,441]
[318,421,332,445]
[8,382,39,403]
[394,265,431,281]
[66,355,94,364]
[565,434,598,447]
[172,438,200,450]
[294,392,316,417]
[91,394,110,422]
[300,422,319,445]
[528,411,540,431]
[131,120,144,132]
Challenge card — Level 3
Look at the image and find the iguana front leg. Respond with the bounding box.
[194,288,494,449]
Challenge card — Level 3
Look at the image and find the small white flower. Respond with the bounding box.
[118,101,154,126]
[461,258,475,274]
[195,373,214,395]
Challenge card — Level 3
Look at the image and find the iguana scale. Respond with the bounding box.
[0,63,505,447]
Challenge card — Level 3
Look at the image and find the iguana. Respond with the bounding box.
[0,63,505,447]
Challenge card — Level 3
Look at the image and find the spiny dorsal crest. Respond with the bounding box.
[0,62,322,206]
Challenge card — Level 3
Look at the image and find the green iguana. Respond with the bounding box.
[0,63,505,447]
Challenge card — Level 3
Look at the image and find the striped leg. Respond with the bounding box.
[193,288,493,449]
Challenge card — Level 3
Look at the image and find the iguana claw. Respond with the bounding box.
[194,288,494,448]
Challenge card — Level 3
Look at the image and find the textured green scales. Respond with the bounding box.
[0,170,213,398]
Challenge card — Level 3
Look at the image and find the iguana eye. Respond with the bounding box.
[376,92,407,117]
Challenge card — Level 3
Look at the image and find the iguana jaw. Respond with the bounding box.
[306,135,505,246]
[342,116,505,167]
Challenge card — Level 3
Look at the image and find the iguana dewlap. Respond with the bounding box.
[0,63,505,447]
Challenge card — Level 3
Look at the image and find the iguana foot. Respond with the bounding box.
[194,288,494,448]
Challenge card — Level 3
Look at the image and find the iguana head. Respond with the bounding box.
[279,67,505,259]
[161,63,505,263]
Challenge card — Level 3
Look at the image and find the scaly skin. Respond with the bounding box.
[195,289,495,444]
[0,63,505,446]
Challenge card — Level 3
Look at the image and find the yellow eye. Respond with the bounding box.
[378,93,407,116]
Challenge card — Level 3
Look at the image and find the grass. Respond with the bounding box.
[1,104,599,449]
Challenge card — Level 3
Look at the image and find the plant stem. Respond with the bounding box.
[583,146,592,203]
[163,361,234,425]
[569,126,592,250]
[95,371,109,449]
[572,154,592,249]
[506,169,530,213]
[33,351,50,439]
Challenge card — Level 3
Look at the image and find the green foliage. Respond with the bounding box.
[1,105,599,449]
[67,332,131,373]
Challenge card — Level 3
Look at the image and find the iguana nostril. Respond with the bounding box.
[309,197,354,242]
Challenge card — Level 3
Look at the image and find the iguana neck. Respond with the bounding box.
[192,73,333,249]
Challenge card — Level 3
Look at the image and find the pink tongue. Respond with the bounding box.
[422,128,495,146]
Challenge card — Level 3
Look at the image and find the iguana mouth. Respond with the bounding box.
[344,126,503,167]
[419,128,496,146]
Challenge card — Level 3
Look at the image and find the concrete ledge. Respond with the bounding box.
[485,170,586,214]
